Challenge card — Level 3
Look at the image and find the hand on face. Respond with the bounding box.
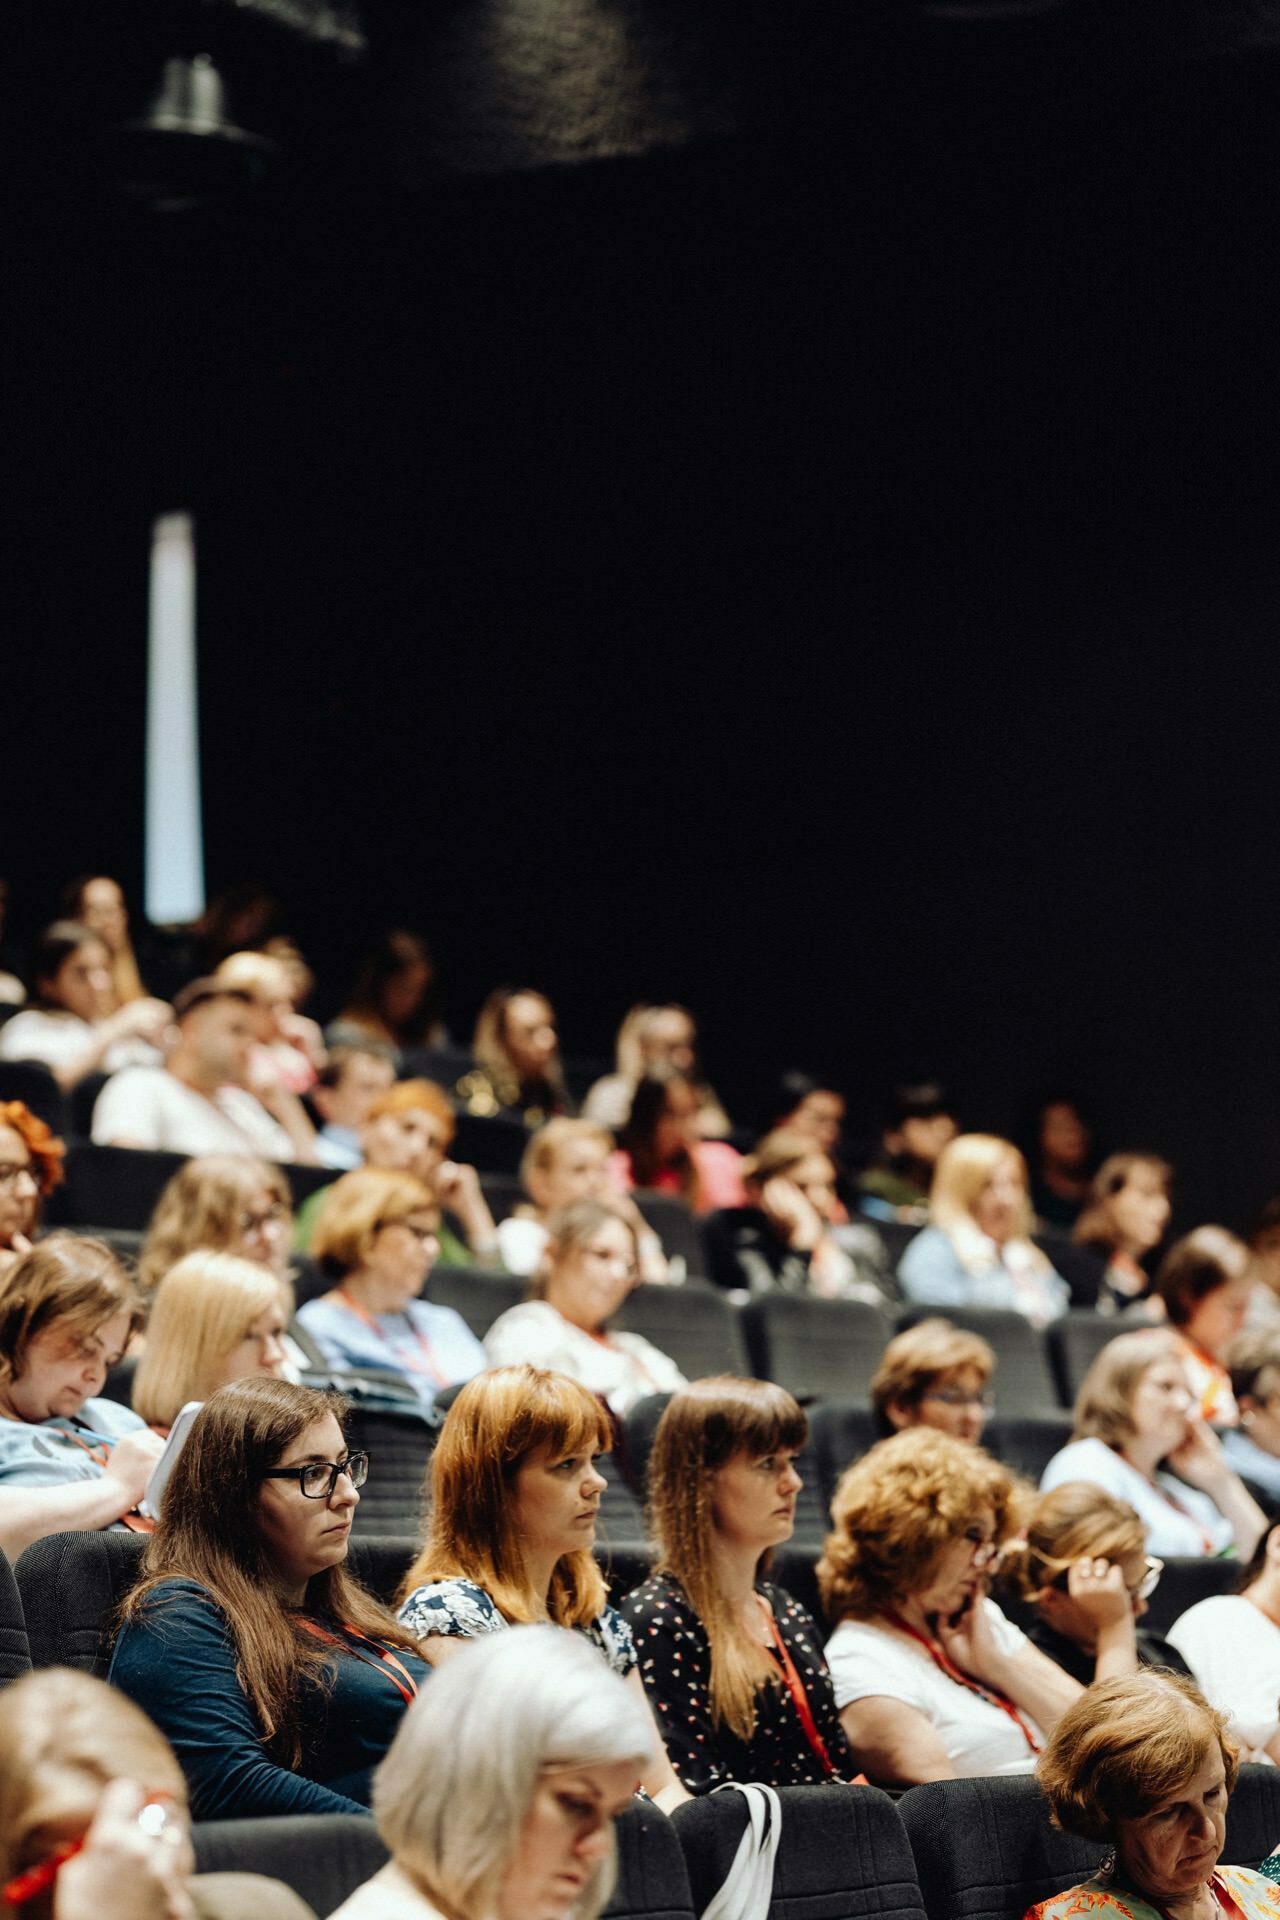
[757,1175,824,1251]
[53,1778,194,1920]
[1062,1557,1133,1633]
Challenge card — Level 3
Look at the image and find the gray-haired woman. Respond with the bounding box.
[331,1627,654,1920]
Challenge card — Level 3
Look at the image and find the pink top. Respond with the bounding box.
[608,1141,746,1214]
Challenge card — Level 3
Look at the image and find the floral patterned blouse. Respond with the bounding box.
[1024,1866,1280,1918]
[621,1571,855,1794]
[396,1577,637,1674]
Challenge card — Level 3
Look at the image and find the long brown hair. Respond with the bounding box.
[646,1377,807,1741]
[117,1377,419,1767]
[399,1365,610,1628]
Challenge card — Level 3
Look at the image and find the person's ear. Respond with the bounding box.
[885,1399,913,1433]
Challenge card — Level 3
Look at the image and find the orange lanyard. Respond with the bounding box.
[334,1289,450,1387]
[763,1608,838,1778]
[883,1611,1041,1754]
[298,1618,420,1706]
[60,1424,155,1533]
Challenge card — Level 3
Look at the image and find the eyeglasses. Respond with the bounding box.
[0,1162,35,1190]
[962,1525,1000,1569]
[262,1451,369,1499]
[924,1388,996,1412]
[239,1203,290,1234]
[1049,1554,1164,1602]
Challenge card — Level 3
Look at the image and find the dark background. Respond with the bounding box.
[6,0,1280,1225]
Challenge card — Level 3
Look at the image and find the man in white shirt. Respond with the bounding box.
[91,979,317,1162]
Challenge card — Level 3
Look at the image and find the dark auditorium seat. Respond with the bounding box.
[346,1536,419,1610]
[100,1354,138,1407]
[479,1171,523,1221]
[0,1551,32,1683]
[810,1401,881,1512]
[342,1406,438,1537]
[192,1814,389,1916]
[70,1069,111,1138]
[426,1265,523,1340]
[451,1111,528,1174]
[604,1796,697,1920]
[1224,1764,1280,1869]
[597,1449,648,1546]
[619,1392,672,1494]
[899,1774,1105,1920]
[1046,1310,1123,1408]
[742,1295,896,1402]
[17,1529,148,1674]
[1035,1238,1109,1315]
[1140,1554,1240,1638]
[872,1218,924,1272]
[985,1413,1074,1484]
[673,1783,927,1920]
[54,1143,190,1229]
[613,1279,749,1381]
[631,1190,705,1276]
[896,1306,1060,1416]
[771,1545,823,1628]
[597,1542,655,1610]
[0,1059,69,1139]
[292,1252,330,1307]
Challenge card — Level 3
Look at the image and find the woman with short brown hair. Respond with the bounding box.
[869,1318,996,1444]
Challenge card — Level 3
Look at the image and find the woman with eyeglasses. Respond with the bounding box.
[138,1156,295,1296]
[819,1428,1082,1786]
[869,1319,997,1444]
[298,1167,485,1410]
[109,1376,427,1820]
[0,1099,64,1279]
[997,1481,1192,1688]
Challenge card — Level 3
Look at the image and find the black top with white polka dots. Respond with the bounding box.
[621,1571,856,1794]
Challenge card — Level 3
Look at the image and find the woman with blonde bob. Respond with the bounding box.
[298,1166,485,1408]
[332,1628,652,1920]
[494,1119,667,1284]
[1024,1670,1280,1920]
[622,1377,856,1794]
[132,1252,291,1432]
[396,1366,686,1809]
[139,1156,294,1296]
[821,1428,1082,1785]
[0,1667,313,1920]
[898,1133,1068,1326]
[870,1318,997,1444]
[1040,1328,1266,1559]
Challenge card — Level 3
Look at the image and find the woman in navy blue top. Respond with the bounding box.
[110,1376,427,1820]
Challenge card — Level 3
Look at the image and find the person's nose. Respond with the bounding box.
[585,1461,608,1497]
[781,1461,802,1495]
[263,1333,288,1370]
[14,1169,37,1198]
[574,1817,611,1863]
[330,1469,360,1512]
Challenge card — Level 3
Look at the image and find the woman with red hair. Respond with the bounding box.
[0,1101,63,1277]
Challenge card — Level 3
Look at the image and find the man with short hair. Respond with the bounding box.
[91,980,317,1161]
[311,1042,398,1169]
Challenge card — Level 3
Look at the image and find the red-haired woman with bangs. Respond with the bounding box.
[0,1100,64,1276]
[622,1377,857,1794]
[395,1365,688,1810]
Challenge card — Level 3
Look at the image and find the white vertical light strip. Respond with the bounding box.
[145,512,205,924]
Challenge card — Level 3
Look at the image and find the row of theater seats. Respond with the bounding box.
[0,1533,1265,1920]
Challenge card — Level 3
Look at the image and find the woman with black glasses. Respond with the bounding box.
[109,1376,427,1820]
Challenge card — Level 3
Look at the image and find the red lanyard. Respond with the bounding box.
[298,1618,420,1706]
[763,1607,838,1778]
[334,1289,451,1387]
[882,1610,1042,1755]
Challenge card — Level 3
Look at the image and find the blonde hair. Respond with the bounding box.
[519,1117,613,1195]
[1072,1326,1185,1449]
[1036,1671,1238,1841]
[213,950,293,1002]
[741,1128,833,1189]
[646,1378,807,1741]
[0,1669,187,1912]
[999,1482,1146,1602]
[870,1318,996,1423]
[818,1427,1022,1622]
[532,1197,637,1305]
[139,1155,292,1293]
[0,1235,141,1386]
[132,1251,287,1428]
[311,1166,436,1275]
[400,1366,611,1627]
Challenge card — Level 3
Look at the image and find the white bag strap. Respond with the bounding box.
[699,1782,782,1920]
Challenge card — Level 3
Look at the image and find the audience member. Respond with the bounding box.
[856,1081,957,1219]
[335,928,446,1053]
[1223,1329,1280,1501]
[623,1376,857,1792]
[132,1251,291,1431]
[109,1377,428,1818]
[0,921,171,1092]
[820,1428,1079,1785]
[1024,1671,1280,1920]
[494,1118,667,1284]
[0,1668,316,1920]
[1023,1091,1095,1230]
[1166,1520,1280,1764]
[869,1319,996,1443]
[0,1235,163,1559]
[138,1154,294,1295]
[898,1133,1068,1326]
[294,1080,498,1265]
[701,1126,890,1302]
[483,1197,685,1416]
[1040,1328,1266,1558]
[91,979,316,1162]
[331,1628,652,1920]
[395,1365,686,1808]
[213,950,326,1095]
[457,987,571,1127]
[1157,1225,1256,1425]
[610,1070,745,1215]
[309,1041,398,1170]
[0,1099,64,1277]
[582,1003,729,1138]
[301,1167,485,1408]
[1071,1151,1173,1314]
[998,1481,1190,1686]
[62,873,151,1005]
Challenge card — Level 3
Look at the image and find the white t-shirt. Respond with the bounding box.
[482,1299,686,1415]
[1166,1595,1280,1762]
[0,1008,161,1076]
[329,1864,447,1920]
[1039,1436,1234,1558]
[91,1067,294,1160]
[494,1215,549,1277]
[824,1600,1041,1777]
